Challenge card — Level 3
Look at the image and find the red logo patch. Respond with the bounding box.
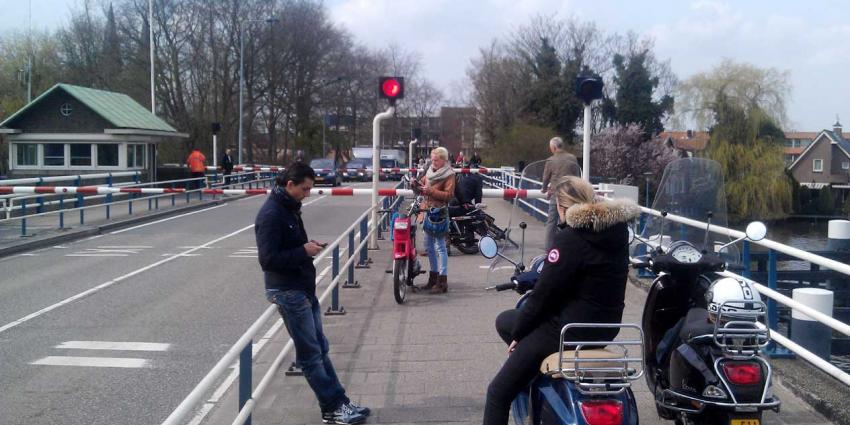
[547,248,560,263]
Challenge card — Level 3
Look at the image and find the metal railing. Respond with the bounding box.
[160,184,404,425]
[0,171,276,236]
[635,208,850,387]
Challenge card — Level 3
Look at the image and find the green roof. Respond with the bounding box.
[0,83,178,132]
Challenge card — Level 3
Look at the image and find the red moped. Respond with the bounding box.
[389,194,425,304]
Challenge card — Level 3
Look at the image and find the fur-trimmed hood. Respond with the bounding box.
[563,198,641,232]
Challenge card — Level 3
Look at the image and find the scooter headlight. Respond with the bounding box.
[702,385,727,399]
[394,221,409,230]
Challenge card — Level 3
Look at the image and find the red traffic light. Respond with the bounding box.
[378,76,404,103]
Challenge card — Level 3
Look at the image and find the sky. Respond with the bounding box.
[2,0,849,131]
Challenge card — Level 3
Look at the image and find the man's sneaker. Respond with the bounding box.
[321,403,366,424]
[345,401,371,417]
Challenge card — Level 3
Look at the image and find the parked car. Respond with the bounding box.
[309,158,342,186]
[343,159,373,182]
[379,159,404,181]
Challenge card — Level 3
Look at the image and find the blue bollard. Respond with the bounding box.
[326,245,345,315]
[76,176,84,225]
[239,341,253,425]
[106,174,113,219]
[765,249,794,358]
[344,230,360,288]
[357,217,370,268]
[35,177,44,214]
[21,199,27,236]
[59,198,64,229]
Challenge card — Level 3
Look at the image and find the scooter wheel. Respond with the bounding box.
[393,259,407,304]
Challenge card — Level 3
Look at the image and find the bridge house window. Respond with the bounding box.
[843,161,849,170]
[813,159,823,172]
[43,144,65,166]
[70,144,92,166]
[97,144,119,166]
[16,143,37,166]
[127,144,145,168]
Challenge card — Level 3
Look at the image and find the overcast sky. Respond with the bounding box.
[3,0,848,131]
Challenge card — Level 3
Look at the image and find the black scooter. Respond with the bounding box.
[632,157,782,425]
[448,202,511,254]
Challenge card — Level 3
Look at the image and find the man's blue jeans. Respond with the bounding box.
[266,289,349,413]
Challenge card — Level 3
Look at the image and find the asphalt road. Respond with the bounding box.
[0,181,391,425]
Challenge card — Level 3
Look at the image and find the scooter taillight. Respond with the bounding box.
[579,400,623,425]
[722,361,762,385]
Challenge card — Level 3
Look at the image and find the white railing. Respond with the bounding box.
[636,207,850,387]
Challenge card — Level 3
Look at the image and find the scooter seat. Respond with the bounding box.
[540,348,623,378]
[678,308,716,343]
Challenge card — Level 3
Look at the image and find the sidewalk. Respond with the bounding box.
[203,201,832,425]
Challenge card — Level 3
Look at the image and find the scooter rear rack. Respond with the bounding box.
[553,323,645,395]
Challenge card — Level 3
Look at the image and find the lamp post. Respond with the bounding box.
[149,0,155,114]
[238,17,279,165]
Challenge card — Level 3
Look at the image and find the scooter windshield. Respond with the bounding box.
[642,157,739,260]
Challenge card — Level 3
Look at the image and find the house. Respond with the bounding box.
[783,131,818,165]
[788,120,850,201]
[0,83,187,180]
[658,130,710,157]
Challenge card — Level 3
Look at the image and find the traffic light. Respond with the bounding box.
[378,76,404,105]
[575,72,604,104]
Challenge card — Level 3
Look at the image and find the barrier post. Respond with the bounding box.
[344,229,360,288]
[357,217,372,267]
[106,174,113,219]
[326,245,346,315]
[35,177,44,213]
[791,288,834,360]
[76,176,84,225]
[765,248,794,358]
[59,198,64,229]
[21,199,27,236]
[239,342,253,425]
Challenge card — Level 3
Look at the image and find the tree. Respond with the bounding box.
[674,59,790,130]
[589,123,678,184]
[601,50,673,139]
[705,97,793,222]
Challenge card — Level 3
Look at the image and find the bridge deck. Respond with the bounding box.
[205,200,832,425]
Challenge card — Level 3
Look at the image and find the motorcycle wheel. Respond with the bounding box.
[453,226,479,254]
[393,258,407,304]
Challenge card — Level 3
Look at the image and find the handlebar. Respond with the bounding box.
[485,282,517,292]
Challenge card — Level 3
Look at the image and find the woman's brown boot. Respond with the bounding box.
[422,271,439,290]
[431,275,448,294]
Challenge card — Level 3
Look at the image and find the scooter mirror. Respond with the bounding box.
[745,221,767,242]
[479,236,499,259]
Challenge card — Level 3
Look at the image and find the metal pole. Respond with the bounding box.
[238,22,245,165]
[582,103,591,181]
[322,113,326,157]
[212,134,217,168]
[408,138,417,169]
[149,0,155,115]
[27,0,32,103]
[370,106,395,249]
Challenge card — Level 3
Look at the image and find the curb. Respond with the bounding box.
[0,199,225,259]
[627,271,845,425]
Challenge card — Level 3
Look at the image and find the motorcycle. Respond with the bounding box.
[632,158,780,425]
[478,159,644,425]
[448,202,511,255]
[387,194,426,304]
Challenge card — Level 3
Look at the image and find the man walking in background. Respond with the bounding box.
[540,137,580,251]
[220,148,234,185]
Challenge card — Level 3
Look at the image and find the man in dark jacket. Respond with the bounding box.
[220,148,234,185]
[255,163,370,425]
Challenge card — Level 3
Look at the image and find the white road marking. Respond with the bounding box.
[109,203,228,234]
[479,265,516,270]
[56,341,170,351]
[96,246,153,249]
[0,195,326,335]
[66,254,129,257]
[31,356,150,368]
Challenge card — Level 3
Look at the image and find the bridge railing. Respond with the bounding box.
[160,184,404,425]
[0,170,275,236]
[635,208,850,387]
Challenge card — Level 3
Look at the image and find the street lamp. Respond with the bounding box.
[319,77,345,158]
[238,16,279,165]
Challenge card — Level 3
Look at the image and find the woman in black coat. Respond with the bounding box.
[482,176,641,425]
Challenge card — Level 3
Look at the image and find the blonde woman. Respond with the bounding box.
[483,176,640,425]
[412,147,456,294]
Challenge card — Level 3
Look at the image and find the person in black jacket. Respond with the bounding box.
[220,148,234,185]
[255,163,370,425]
[482,176,641,425]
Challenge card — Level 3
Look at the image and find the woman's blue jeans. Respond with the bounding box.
[266,289,349,413]
[424,230,448,275]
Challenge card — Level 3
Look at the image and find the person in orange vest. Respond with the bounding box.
[186,148,207,189]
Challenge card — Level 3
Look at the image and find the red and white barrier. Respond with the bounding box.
[203,166,492,174]
[0,185,541,199]
[0,186,185,195]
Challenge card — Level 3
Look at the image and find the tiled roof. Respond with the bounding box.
[658,131,710,151]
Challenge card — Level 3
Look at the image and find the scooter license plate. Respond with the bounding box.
[731,420,759,425]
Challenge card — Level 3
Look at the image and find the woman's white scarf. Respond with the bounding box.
[425,163,453,186]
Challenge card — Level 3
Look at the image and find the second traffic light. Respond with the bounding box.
[378,76,404,105]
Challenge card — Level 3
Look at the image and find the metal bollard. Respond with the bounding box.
[741,241,751,279]
[791,288,834,360]
[344,230,360,288]
[326,245,346,315]
[21,199,27,236]
[765,249,794,358]
[828,220,850,251]
[106,174,113,219]
[76,176,84,225]
[59,198,64,229]
[239,341,253,425]
[357,217,372,266]
[36,177,44,214]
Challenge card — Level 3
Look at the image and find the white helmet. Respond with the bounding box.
[705,277,764,319]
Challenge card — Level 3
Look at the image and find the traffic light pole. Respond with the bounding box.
[582,103,592,182]
[370,106,395,249]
